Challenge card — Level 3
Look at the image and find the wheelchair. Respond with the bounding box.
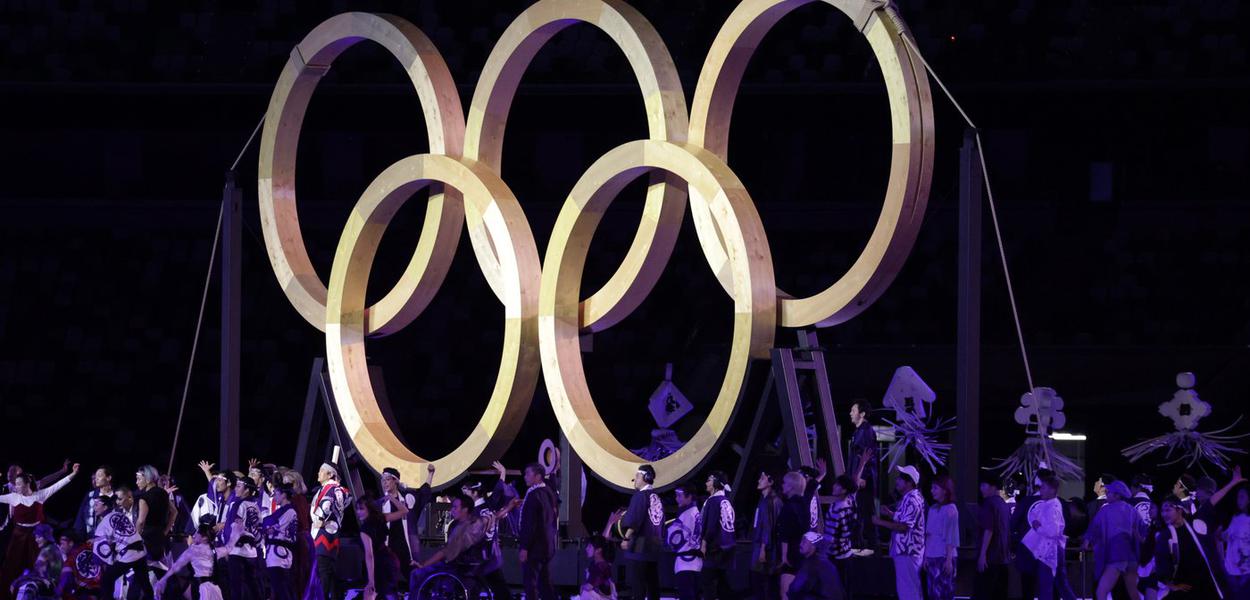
[411,564,494,600]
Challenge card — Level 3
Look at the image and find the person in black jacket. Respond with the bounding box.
[621,465,663,600]
[73,466,114,541]
[519,463,558,600]
[847,401,879,551]
[777,471,811,600]
[751,469,784,600]
[1153,496,1225,598]
[700,470,736,600]
[787,532,844,600]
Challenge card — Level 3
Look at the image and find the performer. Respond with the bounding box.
[518,463,558,600]
[1154,496,1225,598]
[94,494,152,600]
[224,477,263,600]
[410,492,519,600]
[380,464,434,579]
[751,470,783,600]
[276,468,312,599]
[1021,473,1076,600]
[667,483,701,600]
[923,474,959,600]
[73,467,114,541]
[872,466,925,600]
[776,471,810,600]
[154,523,226,600]
[1008,468,1051,598]
[619,465,662,600]
[699,470,735,600]
[0,464,78,600]
[310,463,349,600]
[1172,474,1197,514]
[1083,480,1146,600]
[1223,485,1250,600]
[262,486,300,600]
[1130,474,1156,526]
[786,532,844,600]
[973,475,1010,600]
[823,476,856,598]
[460,460,517,543]
[846,401,878,552]
[460,461,517,600]
[579,535,616,600]
[357,498,401,600]
[11,526,62,600]
[797,464,825,534]
[191,463,233,530]
[134,465,172,568]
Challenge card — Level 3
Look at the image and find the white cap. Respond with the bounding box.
[897,465,920,485]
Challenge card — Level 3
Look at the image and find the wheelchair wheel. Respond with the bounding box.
[416,571,492,600]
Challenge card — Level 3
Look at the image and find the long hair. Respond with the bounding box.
[931,473,956,505]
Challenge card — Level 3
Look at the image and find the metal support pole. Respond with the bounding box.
[220,172,242,469]
[956,129,983,502]
[560,435,587,538]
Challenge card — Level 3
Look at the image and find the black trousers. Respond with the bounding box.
[701,566,734,600]
[853,483,879,549]
[830,558,853,600]
[480,568,511,600]
[268,567,295,600]
[674,571,699,600]
[315,554,338,600]
[521,558,556,600]
[749,569,778,600]
[973,564,1008,599]
[626,559,660,600]
[227,555,263,600]
[100,559,153,600]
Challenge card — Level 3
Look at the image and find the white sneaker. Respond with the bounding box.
[850,548,874,557]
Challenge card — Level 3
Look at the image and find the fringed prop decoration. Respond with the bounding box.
[880,367,956,472]
[1122,372,1248,473]
[993,387,1083,483]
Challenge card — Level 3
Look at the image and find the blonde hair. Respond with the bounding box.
[784,471,807,496]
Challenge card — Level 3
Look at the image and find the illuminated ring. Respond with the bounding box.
[539,139,776,489]
[464,0,690,333]
[325,153,541,489]
[259,12,467,336]
[688,0,934,327]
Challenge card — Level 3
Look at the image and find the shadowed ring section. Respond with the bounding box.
[539,139,776,491]
[465,0,690,333]
[258,12,467,336]
[688,0,935,328]
[325,153,541,489]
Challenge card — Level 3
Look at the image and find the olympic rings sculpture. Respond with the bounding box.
[258,0,933,490]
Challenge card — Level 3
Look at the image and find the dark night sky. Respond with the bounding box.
[1,0,1248,523]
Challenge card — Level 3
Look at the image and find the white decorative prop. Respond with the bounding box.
[880,366,954,472]
[993,387,1082,483]
[647,364,693,429]
[883,366,937,421]
[1122,372,1247,472]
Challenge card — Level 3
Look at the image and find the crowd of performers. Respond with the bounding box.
[2,402,1250,600]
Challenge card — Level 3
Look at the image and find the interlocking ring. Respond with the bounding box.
[259,0,932,490]
[324,154,540,487]
[688,0,934,328]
